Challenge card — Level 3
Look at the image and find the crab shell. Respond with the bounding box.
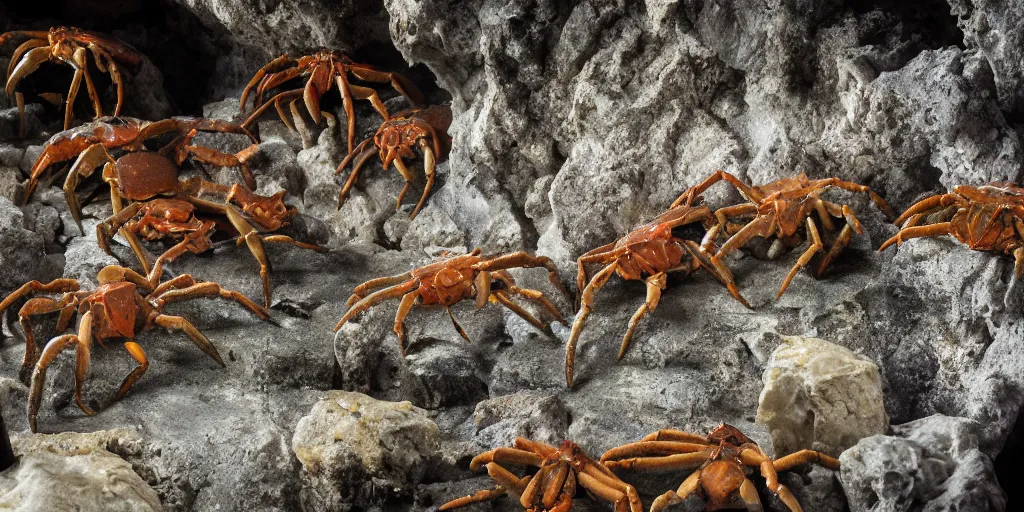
[113,151,181,201]
[949,183,1024,253]
[82,281,147,340]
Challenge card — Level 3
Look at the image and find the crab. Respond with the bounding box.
[880,182,1024,278]
[95,176,327,309]
[672,171,893,299]
[334,249,569,355]
[600,424,840,511]
[335,105,452,219]
[239,50,424,152]
[565,204,750,388]
[0,247,271,433]
[24,116,259,213]
[1,27,143,133]
[440,437,643,512]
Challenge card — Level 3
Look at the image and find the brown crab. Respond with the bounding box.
[0,248,270,432]
[334,249,569,355]
[24,115,259,212]
[239,50,424,151]
[601,424,840,511]
[440,438,643,512]
[335,105,452,219]
[1,27,143,133]
[672,171,893,299]
[879,182,1024,279]
[95,176,327,308]
[566,204,749,388]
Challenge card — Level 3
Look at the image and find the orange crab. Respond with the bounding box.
[334,249,568,355]
[0,27,143,133]
[880,182,1024,278]
[673,171,893,298]
[0,249,270,432]
[440,438,643,512]
[239,50,424,151]
[601,424,840,511]
[566,204,749,387]
[335,105,452,219]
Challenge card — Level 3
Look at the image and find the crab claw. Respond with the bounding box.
[5,46,50,97]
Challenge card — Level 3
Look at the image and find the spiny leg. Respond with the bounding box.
[115,341,148,399]
[879,222,953,252]
[151,314,225,367]
[619,271,666,360]
[777,217,824,299]
[565,260,619,387]
[650,469,702,512]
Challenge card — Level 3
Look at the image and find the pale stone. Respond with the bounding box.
[757,336,888,457]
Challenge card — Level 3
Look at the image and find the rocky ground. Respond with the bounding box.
[0,0,1020,511]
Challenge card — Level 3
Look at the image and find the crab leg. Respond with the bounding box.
[0,279,80,314]
[347,65,425,108]
[336,141,377,209]
[575,243,619,308]
[650,469,702,512]
[63,142,116,231]
[493,271,565,324]
[438,485,509,510]
[393,290,420,355]
[821,177,894,218]
[28,310,96,432]
[714,211,775,264]
[879,222,953,251]
[738,448,803,512]
[240,54,294,113]
[16,295,78,382]
[446,306,471,342]
[681,238,750,308]
[617,272,666,360]
[242,89,303,129]
[672,170,762,208]
[335,279,419,331]
[492,291,550,334]
[392,157,416,211]
[183,138,259,190]
[713,203,759,233]
[154,282,270,321]
[603,450,713,472]
[71,47,104,121]
[16,92,25,138]
[893,193,962,226]
[115,341,149,399]
[259,234,328,253]
[471,446,545,470]
[565,260,619,387]
[346,272,414,307]
[7,38,47,85]
[410,139,435,219]
[577,464,642,512]
[5,46,50,97]
[348,83,391,121]
[475,251,571,301]
[288,98,314,148]
[777,217,824,298]
[738,479,764,511]
[600,441,710,462]
[772,449,841,472]
[87,44,123,115]
[151,314,225,367]
[191,197,274,307]
[336,73,358,154]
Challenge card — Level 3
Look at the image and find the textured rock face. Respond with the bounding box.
[839,415,1006,511]
[758,335,889,457]
[0,0,1023,510]
[291,391,440,511]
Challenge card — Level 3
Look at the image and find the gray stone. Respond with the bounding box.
[839,415,1006,512]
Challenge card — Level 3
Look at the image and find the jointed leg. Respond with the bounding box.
[347,66,425,107]
[713,203,758,234]
[438,485,509,510]
[63,143,116,231]
[739,478,765,512]
[470,447,544,471]
[153,281,270,321]
[348,83,391,121]
[336,73,358,154]
[575,244,619,309]
[446,306,471,342]
[602,450,713,472]
[346,272,413,307]
[672,170,761,208]
[240,54,294,113]
[650,469,702,512]
[392,157,416,211]
[474,251,571,301]
[642,429,710,443]
[492,291,550,334]
[410,139,436,219]
[577,463,642,512]
[151,314,225,367]
[393,291,419,355]
[824,178,894,218]
[892,193,962,226]
[777,217,824,299]
[713,213,774,266]
[71,48,103,120]
[115,341,149,399]
[878,222,953,251]
[27,310,96,433]
[565,260,619,387]
[334,280,419,330]
[259,234,329,253]
[600,441,711,462]
[492,270,564,323]
[772,449,841,472]
[619,272,666,360]
[241,89,303,129]
[336,143,377,210]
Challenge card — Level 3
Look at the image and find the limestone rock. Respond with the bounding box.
[0,429,162,512]
[757,336,888,457]
[291,391,440,511]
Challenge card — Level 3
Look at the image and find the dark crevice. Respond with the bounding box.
[995,406,1024,508]
[846,0,965,51]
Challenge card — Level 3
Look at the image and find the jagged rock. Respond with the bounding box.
[0,197,56,294]
[757,335,889,457]
[839,415,1006,512]
[471,391,571,448]
[291,391,440,511]
[61,220,119,288]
